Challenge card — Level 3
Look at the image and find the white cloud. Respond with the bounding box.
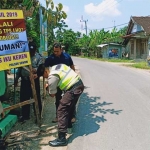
[84,0,121,21]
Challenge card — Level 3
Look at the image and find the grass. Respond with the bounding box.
[127,61,150,69]
[79,56,150,70]
[80,56,134,62]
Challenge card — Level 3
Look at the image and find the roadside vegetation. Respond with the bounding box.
[79,56,150,70]
[127,61,150,69]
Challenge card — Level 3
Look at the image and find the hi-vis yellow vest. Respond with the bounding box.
[50,64,79,90]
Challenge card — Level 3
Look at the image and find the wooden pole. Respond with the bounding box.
[41,77,46,118]
[43,77,46,98]
[3,99,35,112]
[29,65,41,126]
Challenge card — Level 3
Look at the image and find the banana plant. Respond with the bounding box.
[42,0,67,53]
[43,1,67,27]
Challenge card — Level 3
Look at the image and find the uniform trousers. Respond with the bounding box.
[55,87,76,120]
[20,77,42,119]
[57,79,84,133]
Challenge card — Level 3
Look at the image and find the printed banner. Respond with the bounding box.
[0,9,31,71]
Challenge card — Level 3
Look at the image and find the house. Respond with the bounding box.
[96,43,122,58]
[122,16,150,59]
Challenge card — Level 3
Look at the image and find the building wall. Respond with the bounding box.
[109,45,122,58]
[127,38,148,59]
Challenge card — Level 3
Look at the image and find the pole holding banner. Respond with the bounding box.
[0,9,41,126]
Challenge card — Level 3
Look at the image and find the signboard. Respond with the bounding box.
[0,9,31,71]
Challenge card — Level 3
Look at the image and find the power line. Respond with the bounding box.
[88,22,128,31]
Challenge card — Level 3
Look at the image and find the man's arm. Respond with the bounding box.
[48,75,60,97]
[32,53,45,73]
[68,54,75,71]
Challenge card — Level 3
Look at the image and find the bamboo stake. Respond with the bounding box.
[3,99,35,112]
[22,65,41,126]
[41,77,46,118]
[29,65,41,126]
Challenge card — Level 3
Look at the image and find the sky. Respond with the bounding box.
[39,0,150,35]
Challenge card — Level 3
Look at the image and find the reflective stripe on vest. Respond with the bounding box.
[50,64,79,90]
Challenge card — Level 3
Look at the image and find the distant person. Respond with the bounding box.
[45,42,76,123]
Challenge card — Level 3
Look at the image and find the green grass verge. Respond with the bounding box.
[80,56,134,63]
[127,61,150,69]
[79,56,150,69]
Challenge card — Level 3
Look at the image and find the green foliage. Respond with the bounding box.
[25,17,40,48]
[129,61,150,69]
[55,28,82,55]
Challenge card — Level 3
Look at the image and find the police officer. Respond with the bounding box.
[15,42,44,122]
[45,42,76,123]
[37,64,84,146]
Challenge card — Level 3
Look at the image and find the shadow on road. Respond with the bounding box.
[68,86,122,143]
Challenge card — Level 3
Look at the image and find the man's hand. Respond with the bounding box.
[49,94,55,97]
[14,80,18,87]
[33,74,38,79]
[45,84,49,91]
[6,70,11,75]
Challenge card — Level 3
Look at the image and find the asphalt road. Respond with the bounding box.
[67,57,150,150]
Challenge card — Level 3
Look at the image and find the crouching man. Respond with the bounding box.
[37,64,84,147]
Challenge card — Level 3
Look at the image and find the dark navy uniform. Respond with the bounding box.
[45,52,74,67]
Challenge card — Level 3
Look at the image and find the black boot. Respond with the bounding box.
[49,132,67,147]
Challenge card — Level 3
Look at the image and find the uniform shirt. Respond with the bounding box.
[16,52,44,80]
[48,75,59,94]
[45,52,74,67]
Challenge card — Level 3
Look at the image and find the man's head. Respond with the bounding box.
[53,42,62,57]
[29,42,37,57]
[37,64,50,78]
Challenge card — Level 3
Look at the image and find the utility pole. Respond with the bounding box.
[80,16,88,35]
[112,20,116,28]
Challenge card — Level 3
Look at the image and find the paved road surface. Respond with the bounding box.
[67,57,150,150]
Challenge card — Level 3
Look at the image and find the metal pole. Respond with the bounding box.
[80,17,88,35]
[85,21,87,36]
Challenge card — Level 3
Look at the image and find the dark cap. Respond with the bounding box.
[28,42,37,51]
